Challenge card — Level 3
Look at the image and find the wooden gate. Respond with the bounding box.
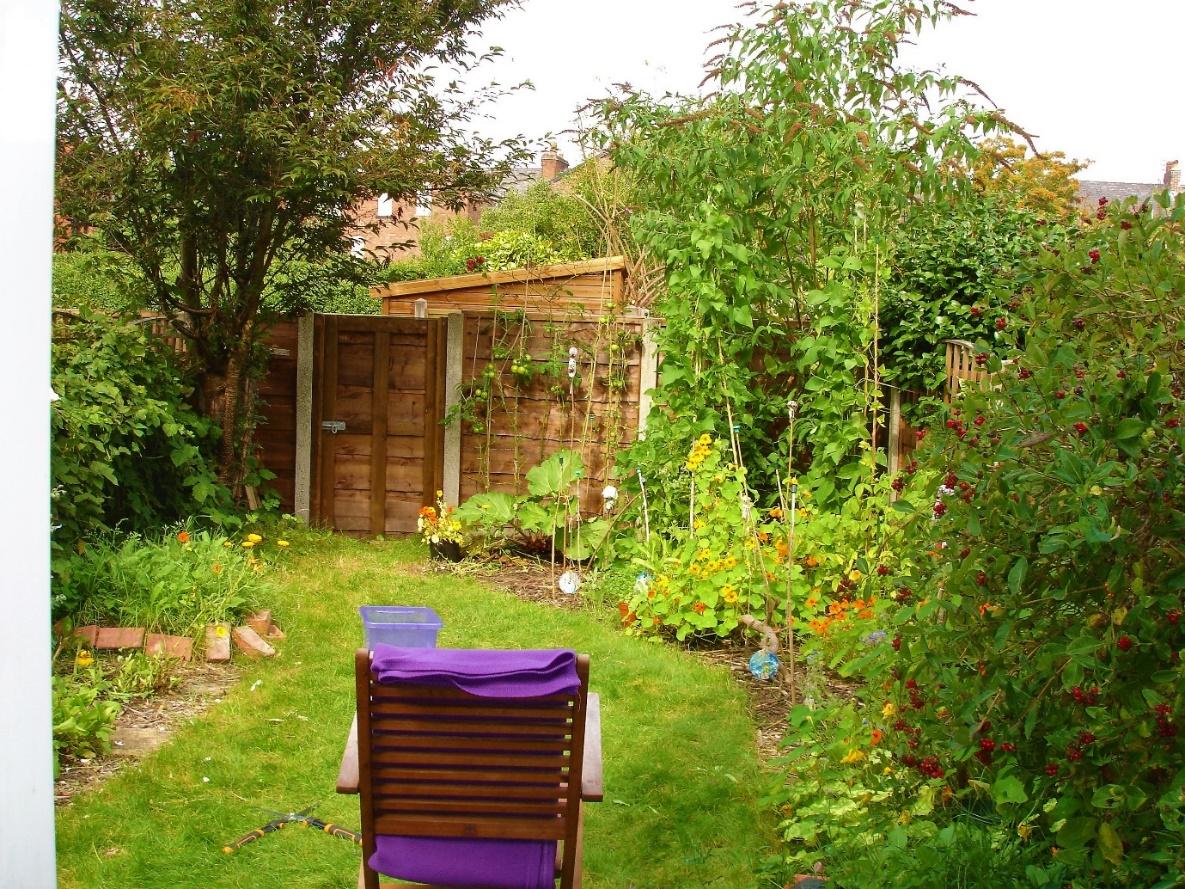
[312,315,446,535]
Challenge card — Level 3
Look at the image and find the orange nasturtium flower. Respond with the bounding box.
[177,530,190,543]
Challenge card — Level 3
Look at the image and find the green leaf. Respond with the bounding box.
[1097,821,1124,866]
[1113,418,1145,441]
[1056,817,1096,849]
[1007,556,1028,595]
[991,773,1028,806]
[525,450,583,498]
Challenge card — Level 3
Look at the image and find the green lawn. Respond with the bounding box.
[55,534,776,888]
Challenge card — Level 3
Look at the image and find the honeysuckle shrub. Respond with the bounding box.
[771,194,1185,887]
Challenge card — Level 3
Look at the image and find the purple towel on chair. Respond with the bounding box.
[371,836,555,889]
[367,646,578,888]
[370,645,579,698]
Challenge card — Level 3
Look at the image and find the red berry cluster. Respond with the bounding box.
[1018,367,1032,380]
[976,736,996,765]
[905,678,925,710]
[876,564,890,576]
[1070,686,1100,706]
[464,255,487,272]
[894,586,913,603]
[933,500,948,518]
[1089,249,1101,264]
[1154,704,1177,739]
[1117,635,1133,652]
[1096,196,1109,220]
[974,352,989,367]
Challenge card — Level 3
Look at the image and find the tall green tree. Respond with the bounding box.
[57,0,526,485]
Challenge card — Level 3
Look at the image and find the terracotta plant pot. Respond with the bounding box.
[429,540,464,562]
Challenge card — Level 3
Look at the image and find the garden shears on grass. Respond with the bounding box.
[222,804,362,854]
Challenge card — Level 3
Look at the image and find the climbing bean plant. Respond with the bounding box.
[588,0,1017,513]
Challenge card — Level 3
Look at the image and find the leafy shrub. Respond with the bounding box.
[54,529,266,636]
[881,196,1069,415]
[384,180,602,283]
[53,673,121,762]
[52,237,151,314]
[455,451,609,560]
[775,195,1185,887]
[51,311,233,552]
[261,255,384,315]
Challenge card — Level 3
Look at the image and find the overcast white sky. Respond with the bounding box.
[476,0,1185,183]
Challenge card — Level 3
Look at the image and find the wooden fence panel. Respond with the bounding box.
[456,311,645,513]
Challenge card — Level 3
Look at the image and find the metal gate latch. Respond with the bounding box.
[321,420,346,434]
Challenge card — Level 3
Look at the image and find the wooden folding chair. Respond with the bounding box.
[337,649,603,889]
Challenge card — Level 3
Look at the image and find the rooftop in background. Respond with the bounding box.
[1076,160,1180,209]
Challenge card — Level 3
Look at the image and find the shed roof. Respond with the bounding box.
[373,256,627,300]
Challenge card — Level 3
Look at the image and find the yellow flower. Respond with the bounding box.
[698,433,712,445]
[882,702,896,718]
[883,766,894,776]
[75,649,94,669]
[694,520,705,530]
[724,555,737,569]
[241,541,255,549]
[1017,823,1032,841]
[722,585,738,604]
[212,562,223,575]
[276,540,290,548]
[223,541,233,548]
[840,749,866,765]
[849,569,863,582]
[245,533,263,543]
[215,625,228,638]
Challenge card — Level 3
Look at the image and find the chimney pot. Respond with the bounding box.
[540,145,569,183]
[1165,160,1181,191]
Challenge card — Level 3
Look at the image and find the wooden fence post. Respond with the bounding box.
[887,387,902,494]
[294,312,314,523]
[441,313,464,506]
[637,314,660,440]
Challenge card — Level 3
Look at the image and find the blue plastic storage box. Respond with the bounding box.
[358,606,442,649]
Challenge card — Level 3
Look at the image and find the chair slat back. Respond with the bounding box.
[356,650,588,844]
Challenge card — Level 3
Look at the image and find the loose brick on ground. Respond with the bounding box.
[95,627,146,650]
[144,634,194,661]
[246,609,273,636]
[232,626,276,658]
[205,623,232,663]
[73,625,99,647]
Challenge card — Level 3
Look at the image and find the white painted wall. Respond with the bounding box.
[0,1,61,886]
